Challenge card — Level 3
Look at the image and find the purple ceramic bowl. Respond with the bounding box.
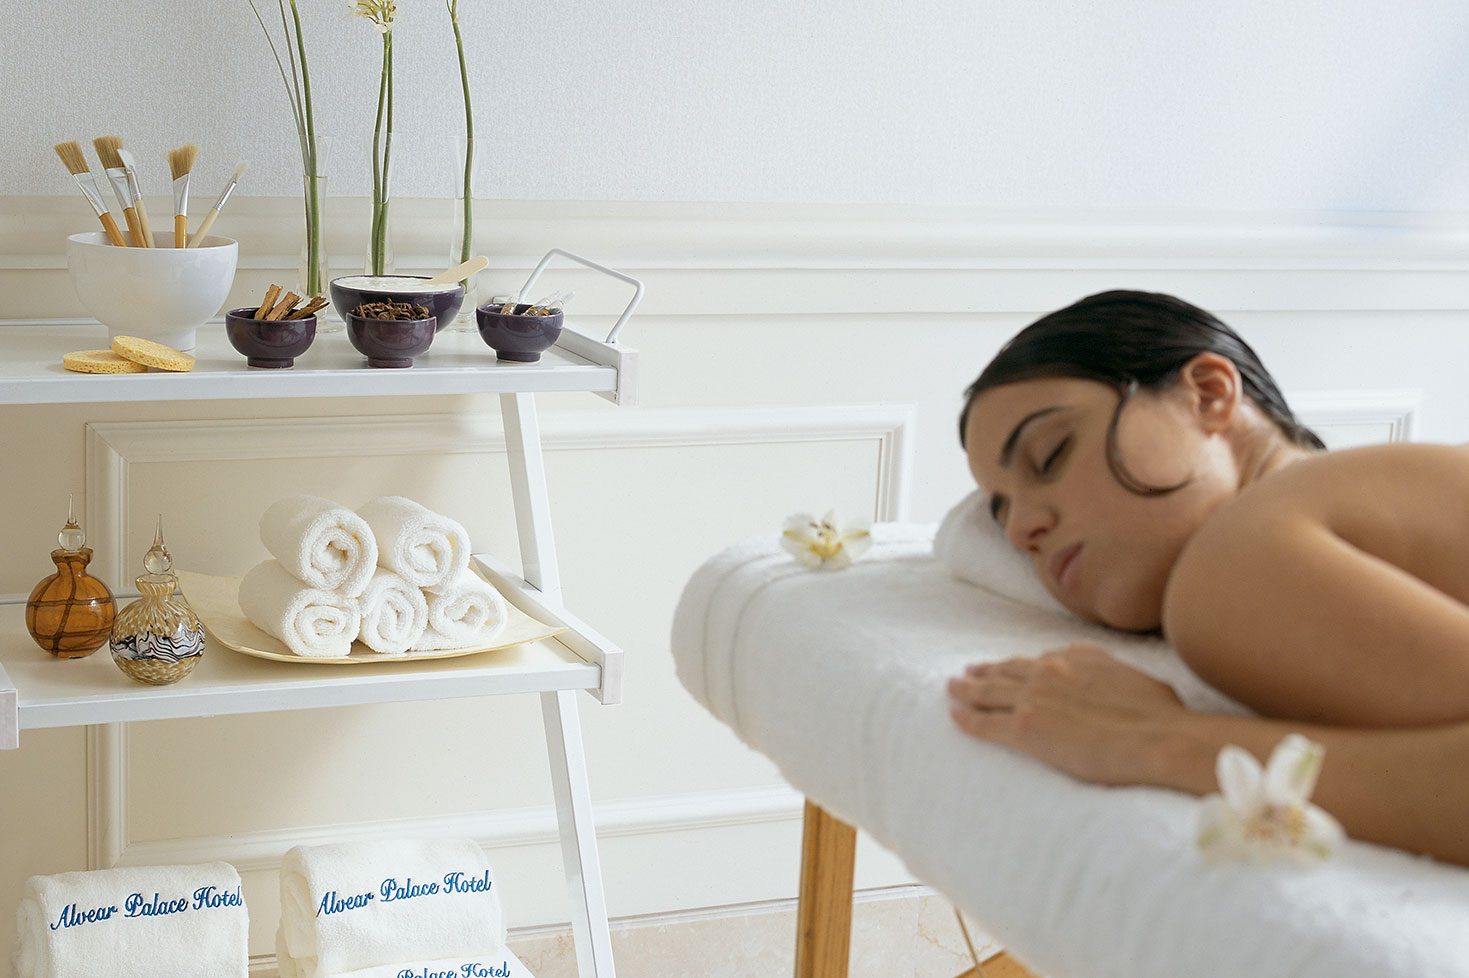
[346,312,436,368]
[476,303,564,362]
[329,275,463,333]
[224,306,317,368]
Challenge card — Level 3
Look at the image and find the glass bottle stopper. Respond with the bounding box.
[58,494,85,551]
[143,515,173,576]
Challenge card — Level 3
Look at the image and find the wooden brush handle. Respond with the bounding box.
[122,207,145,247]
[188,208,219,248]
[99,212,127,247]
[174,215,187,249]
[133,195,156,247]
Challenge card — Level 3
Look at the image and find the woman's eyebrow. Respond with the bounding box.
[988,405,1069,524]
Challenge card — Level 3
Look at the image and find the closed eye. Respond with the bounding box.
[990,436,1070,527]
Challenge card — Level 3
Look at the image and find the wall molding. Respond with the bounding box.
[81,403,916,871]
[5,198,1469,323]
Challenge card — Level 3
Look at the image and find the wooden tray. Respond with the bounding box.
[177,567,566,664]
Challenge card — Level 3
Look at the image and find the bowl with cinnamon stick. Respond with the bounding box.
[224,284,328,368]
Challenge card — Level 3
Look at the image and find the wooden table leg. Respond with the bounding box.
[795,799,857,978]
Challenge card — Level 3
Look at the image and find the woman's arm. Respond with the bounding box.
[947,643,1469,867]
[1149,709,1469,865]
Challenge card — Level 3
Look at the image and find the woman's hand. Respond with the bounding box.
[946,642,1189,786]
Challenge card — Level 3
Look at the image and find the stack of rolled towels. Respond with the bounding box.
[276,838,531,978]
[13,861,249,978]
[238,495,510,658]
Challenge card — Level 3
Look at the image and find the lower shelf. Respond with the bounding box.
[0,552,623,748]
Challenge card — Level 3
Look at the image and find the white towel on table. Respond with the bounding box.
[13,862,248,978]
[358,497,471,591]
[933,487,1066,614]
[260,495,378,599]
[356,569,428,656]
[408,570,509,652]
[276,838,506,978]
[238,560,362,658]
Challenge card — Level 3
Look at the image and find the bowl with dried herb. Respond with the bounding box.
[346,300,437,368]
[329,274,464,333]
[224,285,327,368]
[475,300,564,363]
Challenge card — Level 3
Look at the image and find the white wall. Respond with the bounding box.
[3,1,1469,974]
[5,1,1469,210]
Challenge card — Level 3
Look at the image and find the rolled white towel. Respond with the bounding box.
[14,862,248,978]
[409,569,509,652]
[357,497,471,591]
[277,838,506,978]
[356,569,429,656]
[238,560,362,659]
[260,495,379,598]
[933,488,1066,615]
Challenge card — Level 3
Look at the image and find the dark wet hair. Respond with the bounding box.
[957,289,1326,496]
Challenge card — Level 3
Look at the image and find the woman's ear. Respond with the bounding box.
[1179,353,1241,432]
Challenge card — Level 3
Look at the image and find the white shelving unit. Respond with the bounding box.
[0,249,641,978]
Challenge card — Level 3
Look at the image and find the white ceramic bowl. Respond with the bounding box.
[66,231,239,351]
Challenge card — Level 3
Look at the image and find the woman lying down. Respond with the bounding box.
[946,289,1469,868]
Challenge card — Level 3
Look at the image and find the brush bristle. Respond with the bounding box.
[54,141,89,175]
[168,144,199,180]
[92,135,123,169]
[232,161,248,180]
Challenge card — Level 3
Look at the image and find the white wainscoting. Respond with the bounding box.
[77,403,914,901]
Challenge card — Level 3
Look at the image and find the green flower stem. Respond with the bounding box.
[370,30,390,275]
[377,32,394,274]
[450,1,474,273]
[289,0,322,294]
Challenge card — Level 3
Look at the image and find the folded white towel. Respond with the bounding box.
[333,949,535,978]
[277,838,506,978]
[933,488,1065,614]
[356,569,429,656]
[408,570,509,652]
[238,560,362,658]
[358,497,471,591]
[13,861,248,978]
[260,495,379,598]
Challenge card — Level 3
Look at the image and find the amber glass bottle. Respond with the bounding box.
[25,498,116,658]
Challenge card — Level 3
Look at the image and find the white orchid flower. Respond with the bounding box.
[781,510,872,570]
[1196,733,1344,867]
[352,0,396,32]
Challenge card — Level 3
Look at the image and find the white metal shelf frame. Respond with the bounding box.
[0,249,640,978]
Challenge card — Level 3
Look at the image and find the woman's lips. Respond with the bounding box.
[1052,543,1082,592]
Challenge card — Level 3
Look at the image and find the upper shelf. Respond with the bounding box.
[0,317,638,407]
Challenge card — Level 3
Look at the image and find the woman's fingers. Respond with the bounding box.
[949,700,1012,744]
[947,673,1021,710]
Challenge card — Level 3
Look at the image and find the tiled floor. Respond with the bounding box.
[506,888,1001,978]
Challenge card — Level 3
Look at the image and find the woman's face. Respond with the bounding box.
[962,368,1244,632]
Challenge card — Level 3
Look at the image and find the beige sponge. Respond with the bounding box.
[111,335,196,372]
[62,350,148,374]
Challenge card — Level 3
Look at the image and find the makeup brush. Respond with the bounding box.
[116,147,156,247]
[167,144,199,248]
[92,135,145,247]
[53,141,127,246]
[187,162,247,247]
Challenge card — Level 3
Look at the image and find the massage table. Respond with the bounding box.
[670,522,1469,978]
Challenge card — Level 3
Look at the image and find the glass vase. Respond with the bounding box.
[445,133,486,332]
[366,183,395,277]
[25,498,115,658]
[109,517,204,686]
[26,550,115,658]
[300,136,341,334]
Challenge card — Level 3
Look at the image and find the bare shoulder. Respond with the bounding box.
[1162,441,1469,637]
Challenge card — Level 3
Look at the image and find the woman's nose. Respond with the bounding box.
[1006,498,1054,553]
